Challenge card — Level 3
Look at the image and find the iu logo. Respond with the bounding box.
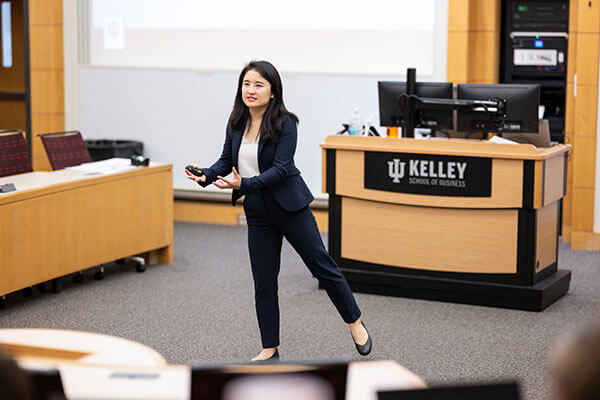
[387,159,406,183]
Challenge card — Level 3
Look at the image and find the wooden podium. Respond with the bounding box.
[321,136,571,311]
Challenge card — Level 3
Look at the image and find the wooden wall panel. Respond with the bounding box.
[448,0,470,31]
[28,0,64,171]
[572,136,597,188]
[576,0,600,33]
[562,185,573,226]
[29,25,64,69]
[28,0,62,24]
[571,230,595,249]
[30,70,64,113]
[565,83,575,132]
[469,0,500,31]
[569,0,580,31]
[572,187,595,231]
[574,85,598,136]
[467,32,500,83]
[572,231,600,251]
[562,0,599,250]
[447,32,470,84]
[0,100,27,130]
[447,0,500,85]
[575,33,600,85]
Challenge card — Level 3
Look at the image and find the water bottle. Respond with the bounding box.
[348,105,362,136]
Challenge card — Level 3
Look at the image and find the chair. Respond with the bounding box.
[39,130,92,170]
[0,130,32,177]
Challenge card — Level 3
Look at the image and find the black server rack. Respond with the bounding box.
[500,0,569,142]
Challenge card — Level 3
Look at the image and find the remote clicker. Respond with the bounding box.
[185,165,205,177]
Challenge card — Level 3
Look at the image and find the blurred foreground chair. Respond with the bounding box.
[38,130,92,170]
[0,130,32,177]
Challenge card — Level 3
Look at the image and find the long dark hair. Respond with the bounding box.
[227,60,298,143]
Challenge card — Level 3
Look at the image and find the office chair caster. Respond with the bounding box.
[126,256,146,273]
[93,265,105,281]
[73,271,84,283]
[23,287,33,297]
[0,296,6,309]
[52,278,62,294]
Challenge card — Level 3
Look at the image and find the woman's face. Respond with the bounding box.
[241,69,272,110]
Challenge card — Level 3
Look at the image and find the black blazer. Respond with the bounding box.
[200,114,314,212]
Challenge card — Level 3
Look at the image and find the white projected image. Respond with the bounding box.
[92,0,434,31]
[89,0,439,75]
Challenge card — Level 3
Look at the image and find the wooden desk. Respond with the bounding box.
[321,136,571,311]
[0,328,188,400]
[0,329,425,400]
[0,161,173,297]
[0,328,167,366]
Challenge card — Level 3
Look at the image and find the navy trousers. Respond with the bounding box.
[243,190,362,348]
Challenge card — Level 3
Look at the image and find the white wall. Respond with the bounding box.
[66,1,448,198]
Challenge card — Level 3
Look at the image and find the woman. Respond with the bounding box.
[185,61,371,361]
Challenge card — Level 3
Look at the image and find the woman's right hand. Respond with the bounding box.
[184,164,207,183]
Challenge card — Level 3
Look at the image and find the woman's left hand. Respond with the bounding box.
[214,167,242,190]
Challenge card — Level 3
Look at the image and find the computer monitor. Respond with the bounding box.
[191,360,348,400]
[457,84,539,133]
[24,366,66,400]
[378,81,454,129]
[378,382,520,400]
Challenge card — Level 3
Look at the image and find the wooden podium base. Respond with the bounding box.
[334,268,571,312]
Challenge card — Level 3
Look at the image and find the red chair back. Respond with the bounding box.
[0,130,32,177]
[39,131,92,170]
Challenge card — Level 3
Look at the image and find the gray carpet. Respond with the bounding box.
[1,221,599,400]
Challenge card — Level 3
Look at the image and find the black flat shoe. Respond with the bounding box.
[354,323,372,356]
[251,349,279,362]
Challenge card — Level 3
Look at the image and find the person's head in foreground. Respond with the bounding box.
[550,321,600,400]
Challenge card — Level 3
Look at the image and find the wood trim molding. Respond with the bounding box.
[570,230,600,251]
[174,200,329,232]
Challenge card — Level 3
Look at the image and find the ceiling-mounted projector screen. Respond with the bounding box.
[90,0,441,76]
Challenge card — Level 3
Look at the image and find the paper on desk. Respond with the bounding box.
[489,135,519,145]
[66,158,137,175]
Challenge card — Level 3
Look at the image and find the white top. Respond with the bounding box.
[238,136,260,178]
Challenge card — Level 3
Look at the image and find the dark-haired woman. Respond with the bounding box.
[185,61,372,361]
